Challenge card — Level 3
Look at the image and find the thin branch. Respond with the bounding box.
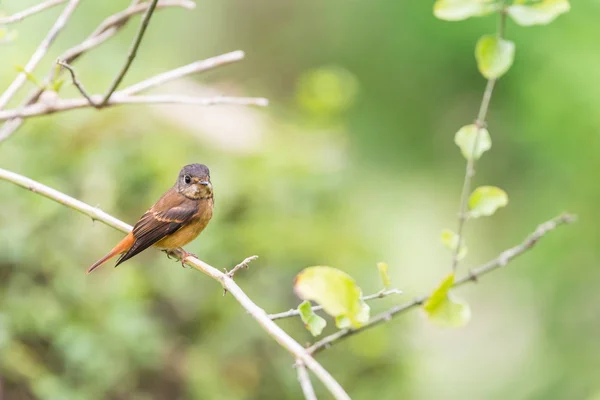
[0,0,66,24]
[98,0,160,106]
[307,213,575,355]
[296,361,318,400]
[119,50,246,95]
[0,167,350,400]
[227,255,259,278]
[451,9,507,273]
[56,60,96,107]
[0,94,268,120]
[269,289,402,321]
[0,0,80,110]
[0,0,195,142]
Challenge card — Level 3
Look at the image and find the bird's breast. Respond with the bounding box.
[155,198,214,249]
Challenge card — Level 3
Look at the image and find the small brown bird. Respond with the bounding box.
[87,164,214,274]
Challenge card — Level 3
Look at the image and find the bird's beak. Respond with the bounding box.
[199,181,210,186]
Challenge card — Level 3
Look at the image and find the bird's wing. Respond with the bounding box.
[115,199,198,267]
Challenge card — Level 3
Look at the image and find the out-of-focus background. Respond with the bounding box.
[0,1,597,399]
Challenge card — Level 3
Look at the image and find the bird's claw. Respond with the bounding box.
[176,248,197,268]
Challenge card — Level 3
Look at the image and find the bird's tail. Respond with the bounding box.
[87,233,134,274]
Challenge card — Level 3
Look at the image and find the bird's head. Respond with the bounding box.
[176,164,213,200]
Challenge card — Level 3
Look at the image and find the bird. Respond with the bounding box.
[87,163,214,274]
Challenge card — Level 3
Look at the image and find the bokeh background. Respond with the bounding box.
[1,1,597,399]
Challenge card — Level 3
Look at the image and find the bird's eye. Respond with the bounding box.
[184,175,191,184]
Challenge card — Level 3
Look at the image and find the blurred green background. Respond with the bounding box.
[0,1,597,399]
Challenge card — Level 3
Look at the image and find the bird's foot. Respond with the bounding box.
[171,248,197,268]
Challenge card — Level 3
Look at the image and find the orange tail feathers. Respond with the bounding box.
[87,233,135,274]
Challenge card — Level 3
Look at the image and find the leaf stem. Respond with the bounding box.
[450,8,507,273]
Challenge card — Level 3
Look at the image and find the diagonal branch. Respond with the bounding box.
[0,0,80,110]
[119,50,246,95]
[0,0,66,25]
[307,213,575,355]
[98,0,159,106]
[0,167,350,400]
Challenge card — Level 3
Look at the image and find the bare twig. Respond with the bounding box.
[0,94,268,120]
[119,50,246,95]
[0,0,80,110]
[227,255,259,278]
[307,213,575,355]
[0,167,350,400]
[269,288,402,320]
[0,0,66,24]
[296,361,318,400]
[0,0,195,142]
[451,10,507,273]
[98,0,160,106]
[56,60,96,107]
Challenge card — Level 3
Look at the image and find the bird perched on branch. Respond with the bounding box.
[87,164,214,274]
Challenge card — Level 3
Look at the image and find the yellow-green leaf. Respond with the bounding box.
[433,0,499,21]
[508,0,570,26]
[14,65,41,87]
[468,186,508,218]
[297,300,327,337]
[423,273,471,328]
[441,229,467,260]
[454,124,492,160]
[377,262,391,289]
[294,266,368,328]
[335,301,370,329]
[51,78,65,93]
[475,35,515,79]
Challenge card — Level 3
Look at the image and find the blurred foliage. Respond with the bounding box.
[0,0,596,399]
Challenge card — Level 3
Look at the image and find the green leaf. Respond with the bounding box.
[475,35,516,79]
[14,65,41,87]
[377,262,391,289]
[297,300,327,336]
[335,301,370,329]
[441,229,467,260]
[508,0,570,26]
[294,266,369,328]
[454,124,492,160]
[51,78,65,93]
[423,273,471,328]
[433,0,499,21]
[468,186,509,218]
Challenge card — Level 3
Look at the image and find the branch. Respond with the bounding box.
[0,0,80,110]
[227,255,259,278]
[0,167,350,400]
[119,50,245,95]
[296,361,318,400]
[269,288,402,321]
[98,0,159,106]
[0,0,195,142]
[451,10,507,272]
[0,94,268,120]
[56,60,96,107]
[0,0,66,24]
[307,213,575,355]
